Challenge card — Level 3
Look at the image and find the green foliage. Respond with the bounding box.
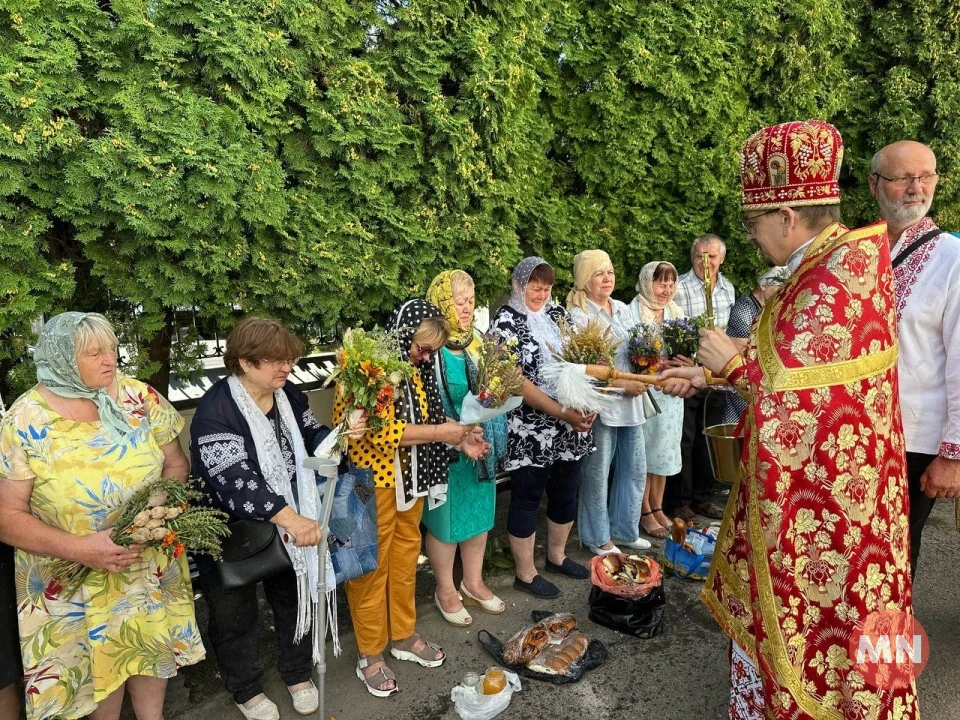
[2,0,958,394]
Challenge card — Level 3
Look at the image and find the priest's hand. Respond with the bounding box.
[657,367,705,398]
[697,327,741,374]
[920,457,960,499]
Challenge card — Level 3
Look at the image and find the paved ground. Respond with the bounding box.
[125,495,960,720]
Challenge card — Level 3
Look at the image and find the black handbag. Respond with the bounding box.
[215,519,292,590]
[214,413,294,591]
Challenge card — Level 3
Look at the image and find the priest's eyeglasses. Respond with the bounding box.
[740,208,779,233]
[873,173,939,189]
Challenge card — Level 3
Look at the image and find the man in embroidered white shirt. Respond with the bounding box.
[869,140,960,578]
[666,234,737,523]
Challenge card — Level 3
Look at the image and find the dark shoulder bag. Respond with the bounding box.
[892,228,940,270]
[215,414,293,590]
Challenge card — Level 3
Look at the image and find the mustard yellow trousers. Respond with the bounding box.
[345,488,424,656]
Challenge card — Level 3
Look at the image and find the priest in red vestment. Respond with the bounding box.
[660,121,918,720]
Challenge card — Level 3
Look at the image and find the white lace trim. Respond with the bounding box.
[302,408,322,429]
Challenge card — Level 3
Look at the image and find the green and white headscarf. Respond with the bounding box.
[33,312,133,444]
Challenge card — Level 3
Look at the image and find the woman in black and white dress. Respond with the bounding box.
[489,257,596,599]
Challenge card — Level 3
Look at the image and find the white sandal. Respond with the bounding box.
[356,654,398,698]
[435,592,472,627]
[460,581,505,615]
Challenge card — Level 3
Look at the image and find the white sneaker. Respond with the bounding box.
[613,536,652,551]
[236,694,279,720]
[287,681,319,715]
[588,544,621,556]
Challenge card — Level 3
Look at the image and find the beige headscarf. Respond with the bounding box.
[566,249,613,312]
[633,261,682,324]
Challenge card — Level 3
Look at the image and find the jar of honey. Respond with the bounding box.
[482,667,506,695]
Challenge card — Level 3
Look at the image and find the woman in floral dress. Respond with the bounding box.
[489,257,596,599]
[0,312,204,720]
[629,262,686,539]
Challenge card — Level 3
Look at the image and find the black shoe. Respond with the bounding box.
[513,575,560,599]
[544,557,590,579]
[691,501,725,520]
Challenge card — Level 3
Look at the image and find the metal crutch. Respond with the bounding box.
[302,456,340,720]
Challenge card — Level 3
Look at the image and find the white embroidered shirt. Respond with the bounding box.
[890,217,960,459]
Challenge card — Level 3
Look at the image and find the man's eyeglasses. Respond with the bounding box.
[873,173,939,190]
[740,208,780,233]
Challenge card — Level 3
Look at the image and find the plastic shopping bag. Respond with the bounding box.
[451,672,521,720]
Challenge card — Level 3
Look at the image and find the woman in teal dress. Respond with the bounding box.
[423,271,509,627]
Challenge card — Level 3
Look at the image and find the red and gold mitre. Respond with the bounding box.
[740,120,843,210]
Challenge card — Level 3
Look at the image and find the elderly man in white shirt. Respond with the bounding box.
[869,140,960,579]
[666,234,737,523]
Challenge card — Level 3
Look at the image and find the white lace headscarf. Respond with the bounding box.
[508,256,563,390]
[632,261,682,325]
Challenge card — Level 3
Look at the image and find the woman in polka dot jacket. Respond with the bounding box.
[333,300,487,697]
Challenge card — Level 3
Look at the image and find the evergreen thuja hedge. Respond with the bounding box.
[1,0,957,394]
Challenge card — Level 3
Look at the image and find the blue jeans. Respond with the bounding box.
[577,422,647,547]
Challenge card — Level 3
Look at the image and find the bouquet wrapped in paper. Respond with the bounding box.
[627,324,664,375]
[459,332,524,424]
[50,478,230,597]
[324,327,415,451]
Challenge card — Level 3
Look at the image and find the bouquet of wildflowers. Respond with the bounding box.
[51,478,230,597]
[551,317,620,367]
[627,324,664,375]
[325,327,415,450]
[460,332,525,424]
[661,316,702,359]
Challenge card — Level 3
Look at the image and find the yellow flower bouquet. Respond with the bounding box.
[324,327,415,450]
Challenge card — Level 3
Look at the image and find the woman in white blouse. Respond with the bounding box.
[567,250,652,555]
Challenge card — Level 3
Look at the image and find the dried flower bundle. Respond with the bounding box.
[50,478,230,597]
[661,315,708,358]
[475,332,524,409]
[551,317,619,368]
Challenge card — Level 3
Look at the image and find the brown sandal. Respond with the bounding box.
[652,507,674,531]
[390,633,445,667]
[356,653,398,697]
[641,511,669,539]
